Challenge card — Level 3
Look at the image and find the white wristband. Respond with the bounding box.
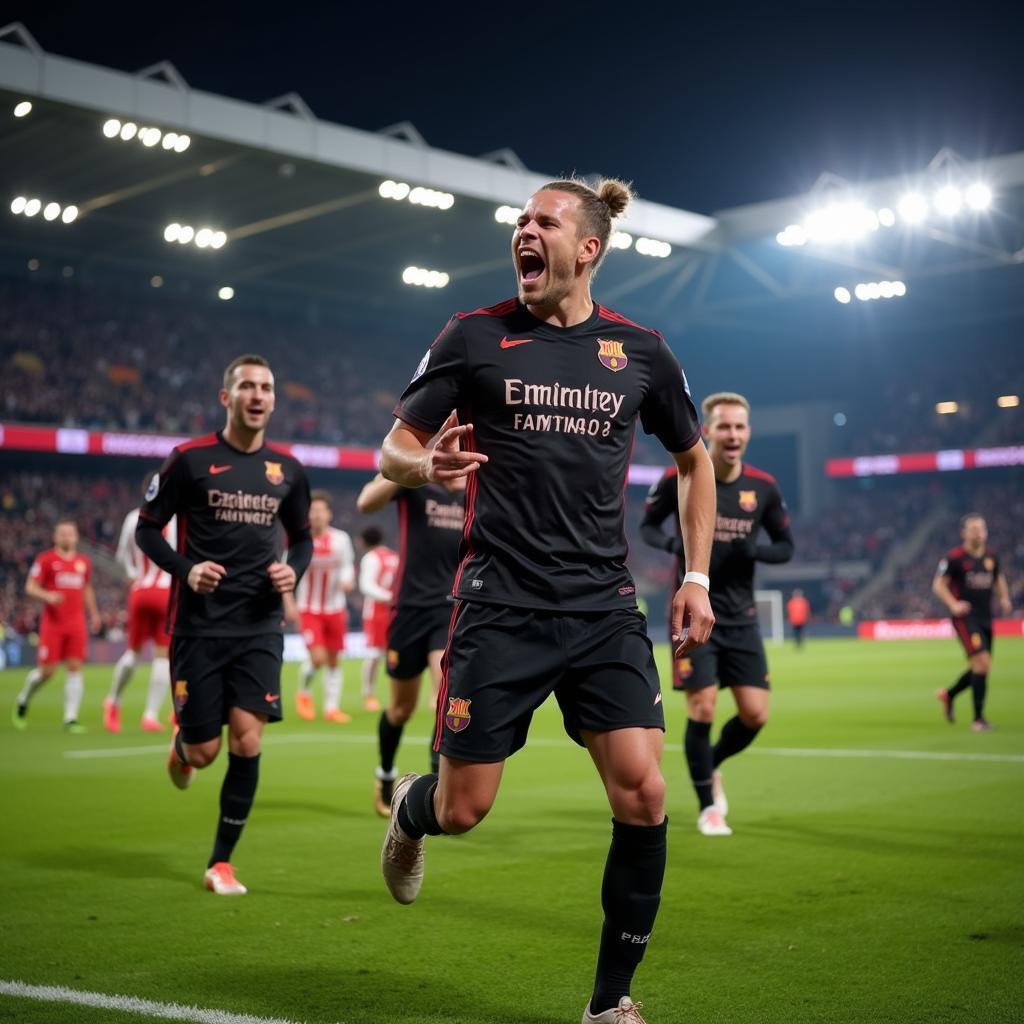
[682,571,710,591]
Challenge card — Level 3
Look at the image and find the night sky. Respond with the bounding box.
[16,1,1024,214]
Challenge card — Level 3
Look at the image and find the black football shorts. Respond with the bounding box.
[672,622,769,692]
[435,602,665,764]
[386,604,453,680]
[170,633,284,744]
[952,616,993,657]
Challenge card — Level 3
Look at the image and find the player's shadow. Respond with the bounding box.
[17,846,195,886]
[211,962,566,1024]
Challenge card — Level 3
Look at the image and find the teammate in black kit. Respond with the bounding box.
[640,391,793,837]
[378,178,716,1024]
[932,514,1012,731]
[136,354,312,895]
[357,459,464,816]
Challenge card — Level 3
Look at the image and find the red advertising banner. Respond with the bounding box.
[858,619,1024,640]
[827,445,1024,479]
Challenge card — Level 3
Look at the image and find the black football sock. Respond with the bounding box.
[684,719,714,810]
[712,715,762,768]
[590,818,667,1015]
[174,729,189,766]
[378,712,405,774]
[397,773,444,839]
[970,673,988,720]
[947,670,972,701]
[208,753,260,868]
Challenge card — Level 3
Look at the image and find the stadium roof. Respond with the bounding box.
[2,21,1023,343]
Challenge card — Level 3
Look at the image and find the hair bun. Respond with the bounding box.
[597,179,633,218]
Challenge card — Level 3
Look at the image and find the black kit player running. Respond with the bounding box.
[362,476,465,812]
[137,357,312,897]
[379,180,716,1024]
[641,455,793,829]
[933,516,1012,730]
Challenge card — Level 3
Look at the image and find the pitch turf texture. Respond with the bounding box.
[1,638,1022,1024]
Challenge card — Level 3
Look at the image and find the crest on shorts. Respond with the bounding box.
[739,490,758,512]
[264,461,284,485]
[972,633,982,649]
[174,679,188,705]
[676,658,692,678]
[597,339,627,372]
[387,650,399,670]
[984,557,994,571]
[445,697,472,733]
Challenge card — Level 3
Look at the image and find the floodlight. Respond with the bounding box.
[14,101,32,118]
[61,206,79,224]
[141,127,162,147]
[854,283,870,301]
[833,286,851,304]
[218,286,234,300]
[996,395,1019,408]
[174,135,191,152]
[103,118,121,138]
[24,198,41,217]
[164,223,182,242]
[892,280,906,296]
[120,122,138,141]
[43,202,61,221]
[177,225,194,244]
[211,231,227,249]
[897,192,927,224]
[877,207,896,227]
[935,402,958,415]
[195,228,213,248]
[933,186,962,216]
[964,182,992,211]
[150,275,164,288]
[10,196,26,214]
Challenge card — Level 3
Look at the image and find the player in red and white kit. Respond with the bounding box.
[103,486,177,733]
[13,519,101,732]
[357,526,399,712]
[284,491,355,723]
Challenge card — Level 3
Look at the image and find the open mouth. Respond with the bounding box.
[518,247,546,284]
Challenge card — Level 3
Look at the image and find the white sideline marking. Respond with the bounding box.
[0,979,329,1024]
[64,734,1024,764]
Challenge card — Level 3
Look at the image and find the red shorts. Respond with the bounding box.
[301,611,347,654]
[128,587,171,649]
[363,607,389,651]
[38,621,87,665]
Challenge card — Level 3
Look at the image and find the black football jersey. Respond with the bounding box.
[642,462,792,624]
[138,431,311,637]
[393,484,464,609]
[938,546,1000,621]
[395,299,701,611]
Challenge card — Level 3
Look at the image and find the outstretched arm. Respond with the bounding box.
[381,411,487,488]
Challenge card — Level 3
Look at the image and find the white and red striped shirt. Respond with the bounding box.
[294,527,355,614]
[118,508,175,591]
[359,546,399,618]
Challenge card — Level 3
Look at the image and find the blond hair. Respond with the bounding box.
[701,391,751,421]
[538,177,633,275]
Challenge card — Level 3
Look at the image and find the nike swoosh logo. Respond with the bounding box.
[209,464,232,475]
[264,693,279,703]
[500,337,534,349]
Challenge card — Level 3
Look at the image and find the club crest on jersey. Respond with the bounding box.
[445,697,472,733]
[264,461,284,485]
[739,490,758,512]
[597,339,627,372]
[984,557,994,571]
[174,679,188,705]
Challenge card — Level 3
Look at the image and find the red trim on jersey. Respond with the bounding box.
[741,463,778,486]
[176,433,220,453]
[949,546,966,559]
[433,599,467,753]
[265,440,291,457]
[663,466,679,480]
[455,297,518,320]
[167,512,188,634]
[596,304,661,338]
[952,616,979,655]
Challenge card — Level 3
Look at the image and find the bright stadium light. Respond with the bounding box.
[897,192,928,224]
[892,280,906,296]
[195,228,213,248]
[162,132,179,150]
[776,224,807,247]
[62,205,79,224]
[833,286,852,304]
[177,225,195,244]
[934,185,962,216]
[43,202,61,222]
[14,101,32,118]
[877,207,896,228]
[803,201,878,244]
[211,230,227,249]
[635,237,671,258]
[24,198,41,217]
[495,205,522,225]
[610,231,633,250]
[878,280,895,298]
[174,134,191,152]
[150,275,164,288]
[218,286,235,301]
[402,265,449,288]
[853,280,906,301]
[164,223,181,242]
[141,127,162,147]
[10,196,27,215]
[996,394,1020,408]
[935,401,959,415]
[103,118,121,138]
[119,121,139,141]
[965,182,992,211]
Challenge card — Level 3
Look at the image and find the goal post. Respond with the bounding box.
[755,589,785,645]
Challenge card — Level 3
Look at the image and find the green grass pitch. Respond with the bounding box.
[1,637,1022,1024]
